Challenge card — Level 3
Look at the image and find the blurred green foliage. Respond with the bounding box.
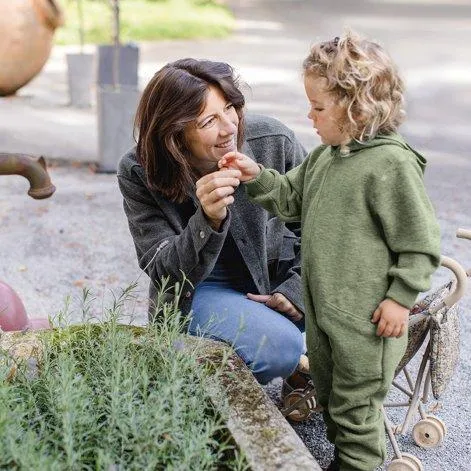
[55,0,234,45]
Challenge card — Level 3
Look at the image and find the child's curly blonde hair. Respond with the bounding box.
[303,31,405,142]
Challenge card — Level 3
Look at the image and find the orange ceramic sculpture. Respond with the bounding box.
[0,0,64,96]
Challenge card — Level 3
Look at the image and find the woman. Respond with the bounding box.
[117,58,306,384]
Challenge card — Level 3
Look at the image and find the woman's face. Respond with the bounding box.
[184,85,239,175]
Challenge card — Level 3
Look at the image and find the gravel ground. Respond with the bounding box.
[0,165,149,326]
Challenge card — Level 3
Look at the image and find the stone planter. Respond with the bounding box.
[0,329,321,470]
[0,0,64,96]
[196,337,322,470]
[66,52,95,108]
[96,86,140,173]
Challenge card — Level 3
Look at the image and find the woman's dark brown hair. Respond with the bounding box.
[134,58,246,203]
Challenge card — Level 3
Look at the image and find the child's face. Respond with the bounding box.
[304,74,350,146]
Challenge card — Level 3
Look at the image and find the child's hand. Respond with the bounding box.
[218,151,261,182]
[371,299,409,338]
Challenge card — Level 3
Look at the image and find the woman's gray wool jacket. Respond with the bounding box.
[117,114,307,320]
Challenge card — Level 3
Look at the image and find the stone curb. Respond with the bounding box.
[191,337,322,470]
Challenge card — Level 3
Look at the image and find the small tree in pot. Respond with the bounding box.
[66,0,94,107]
[96,0,139,89]
[96,0,140,173]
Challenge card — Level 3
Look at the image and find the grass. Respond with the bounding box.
[55,0,235,46]
[0,282,248,470]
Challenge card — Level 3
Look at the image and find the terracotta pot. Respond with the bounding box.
[0,0,64,96]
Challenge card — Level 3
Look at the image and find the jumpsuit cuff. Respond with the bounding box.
[245,167,275,194]
[386,277,419,309]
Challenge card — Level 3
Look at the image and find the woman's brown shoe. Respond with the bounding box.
[280,370,323,421]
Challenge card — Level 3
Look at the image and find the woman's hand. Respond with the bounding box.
[195,169,241,230]
[371,298,409,337]
[218,151,261,182]
[247,292,303,322]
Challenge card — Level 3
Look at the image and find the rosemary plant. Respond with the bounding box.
[0,282,248,470]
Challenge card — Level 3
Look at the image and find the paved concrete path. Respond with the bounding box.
[1,1,470,469]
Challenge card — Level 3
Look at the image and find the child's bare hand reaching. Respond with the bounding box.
[218,151,261,182]
[371,299,409,338]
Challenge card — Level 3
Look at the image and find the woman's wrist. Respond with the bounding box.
[206,213,228,232]
[208,218,222,231]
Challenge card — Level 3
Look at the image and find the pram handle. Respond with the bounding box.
[456,228,471,240]
[437,256,468,309]
[456,228,471,276]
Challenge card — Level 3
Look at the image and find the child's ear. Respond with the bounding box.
[352,109,368,127]
[349,104,364,121]
[355,114,366,125]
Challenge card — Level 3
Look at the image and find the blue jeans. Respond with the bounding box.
[188,281,305,384]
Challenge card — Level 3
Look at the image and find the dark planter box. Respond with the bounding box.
[96,43,139,88]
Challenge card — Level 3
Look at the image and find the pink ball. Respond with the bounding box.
[0,280,29,331]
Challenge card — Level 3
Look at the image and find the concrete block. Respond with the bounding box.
[66,53,94,108]
[96,86,140,173]
[193,337,322,470]
[96,44,139,87]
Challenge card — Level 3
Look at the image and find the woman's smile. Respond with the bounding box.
[215,137,235,149]
[184,85,239,173]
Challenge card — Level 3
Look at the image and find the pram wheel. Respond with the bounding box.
[387,453,423,471]
[412,416,446,448]
[425,415,447,436]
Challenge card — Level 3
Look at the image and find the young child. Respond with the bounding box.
[219,32,441,470]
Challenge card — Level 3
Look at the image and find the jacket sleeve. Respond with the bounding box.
[369,156,441,308]
[118,173,229,288]
[245,155,308,222]
[245,145,327,221]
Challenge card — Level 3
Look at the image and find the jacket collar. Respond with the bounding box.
[333,133,409,158]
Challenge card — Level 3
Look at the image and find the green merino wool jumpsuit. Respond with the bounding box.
[245,134,441,470]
